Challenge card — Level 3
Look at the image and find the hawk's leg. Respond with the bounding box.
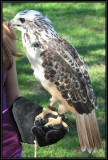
[48,97,57,111]
[35,108,58,120]
[58,105,69,115]
[58,105,69,123]
[36,97,57,120]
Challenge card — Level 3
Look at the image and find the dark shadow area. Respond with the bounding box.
[23,91,51,106]
[76,44,105,56]
[8,2,105,18]
[85,59,105,67]
[75,44,105,66]
[92,77,105,99]
[16,56,33,75]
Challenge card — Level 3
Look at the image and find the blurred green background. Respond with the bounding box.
[3,2,106,158]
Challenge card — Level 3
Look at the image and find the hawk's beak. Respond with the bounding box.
[8,19,15,29]
[8,21,12,28]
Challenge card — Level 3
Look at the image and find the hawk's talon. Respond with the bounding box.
[41,119,47,125]
[48,105,56,111]
[58,114,68,123]
[62,116,68,123]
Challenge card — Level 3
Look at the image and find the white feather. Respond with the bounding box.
[22,32,45,82]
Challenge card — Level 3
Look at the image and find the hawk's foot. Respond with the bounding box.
[44,114,69,130]
[44,116,62,127]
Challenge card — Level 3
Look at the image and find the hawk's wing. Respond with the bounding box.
[40,39,97,114]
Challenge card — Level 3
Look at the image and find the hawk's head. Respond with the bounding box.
[8,10,52,32]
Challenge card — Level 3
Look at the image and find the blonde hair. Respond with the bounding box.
[2,19,21,70]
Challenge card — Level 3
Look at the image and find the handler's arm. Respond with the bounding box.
[5,56,21,108]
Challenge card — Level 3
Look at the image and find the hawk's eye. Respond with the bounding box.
[19,18,25,23]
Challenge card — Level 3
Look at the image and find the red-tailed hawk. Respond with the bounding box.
[9,10,102,153]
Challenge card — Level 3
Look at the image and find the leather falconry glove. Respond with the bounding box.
[11,97,69,146]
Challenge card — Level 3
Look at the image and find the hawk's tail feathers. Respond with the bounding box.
[75,110,102,153]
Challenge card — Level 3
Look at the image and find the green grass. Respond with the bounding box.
[2,2,106,158]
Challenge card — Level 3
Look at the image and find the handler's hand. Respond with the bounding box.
[12,97,68,146]
[32,108,69,147]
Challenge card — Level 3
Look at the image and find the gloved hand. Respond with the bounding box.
[32,108,68,147]
[11,97,69,146]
